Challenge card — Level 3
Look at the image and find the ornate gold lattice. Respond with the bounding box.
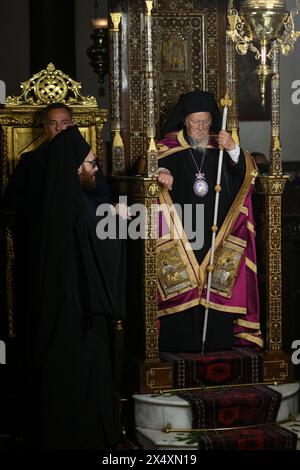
[6,63,97,107]
[124,0,226,165]
[260,175,288,351]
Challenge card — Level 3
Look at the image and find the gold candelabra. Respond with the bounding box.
[227,0,300,106]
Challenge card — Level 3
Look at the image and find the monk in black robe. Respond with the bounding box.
[2,104,112,358]
[6,125,126,449]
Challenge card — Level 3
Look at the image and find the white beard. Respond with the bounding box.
[190,136,209,152]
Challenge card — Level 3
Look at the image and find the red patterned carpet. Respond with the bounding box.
[160,347,263,388]
[160,349,297,450]
[197,424,297,450]
[177,384,281,428]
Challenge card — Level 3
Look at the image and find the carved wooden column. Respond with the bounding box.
[144,1,158,177]
[138,0,159,177]
[109,1,172,393]
[225,21,239,144]
[142,1,159,366]
[260,48,292,382]
[130,1,172,392]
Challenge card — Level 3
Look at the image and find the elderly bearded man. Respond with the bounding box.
[157,90,262,353]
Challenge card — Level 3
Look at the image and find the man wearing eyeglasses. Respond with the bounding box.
[6,126,126,449]
[156,90,262,353]
[4,103,112,212]
[4,102,131,225]
[78,150,99,192]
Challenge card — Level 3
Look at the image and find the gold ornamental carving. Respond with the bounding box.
[110,11,126,174]
[6,63,97,107]
[0,110,107,184]
[147,181,159,197]
[226,5,239,141]
[114,320,124,331]
[110,12,122,31]
[260,174,288,351]
[264,358,289,381]
[143,1,158,177]
[115,175,159,360]
[6,228,15,337]
[127,0,225,165]
[146,366,172,389]
[145,198,159,359]
[146,0,154,16]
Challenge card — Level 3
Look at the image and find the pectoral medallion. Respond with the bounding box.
[193,172,208,197]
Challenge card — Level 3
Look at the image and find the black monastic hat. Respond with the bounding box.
[161,90,222,136]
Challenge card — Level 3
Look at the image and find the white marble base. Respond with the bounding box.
[280,414,300,450]
[134,383,300,431]
[269,383,300,422]
[134,393,192,431]
[136,426,198,450]
[134,383,300,450]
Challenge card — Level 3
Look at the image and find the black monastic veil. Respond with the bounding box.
[21,126,126,449]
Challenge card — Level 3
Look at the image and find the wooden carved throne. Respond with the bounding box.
[108,0,240,393]
[109,0,294,393]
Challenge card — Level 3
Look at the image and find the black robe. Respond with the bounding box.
[3,140,112,343]
[3,126,126,449]
[158,135,246,352]
[3,141,112,213]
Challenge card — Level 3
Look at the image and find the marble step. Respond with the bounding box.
[136,426,198,450]
[134,382,300,431]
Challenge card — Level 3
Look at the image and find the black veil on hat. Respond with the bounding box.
[161,90,222,136]
[27,125,126,364]
[23,125,126,448]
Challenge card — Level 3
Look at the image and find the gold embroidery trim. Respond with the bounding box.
[158,297,200,317]
[234,318,261,329]
[245,257,257,273]
[199,152,255,286]
[158,145,191,160]
[235,332,264,347]
[240,206,249,216]
[227,234,247,248]
[157,191,200,316]
[158,130,190,160]
[200,298,247,314]
[247,221,255,234]
[157,150,255,318]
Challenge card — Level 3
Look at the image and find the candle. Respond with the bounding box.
[92,18,108,29]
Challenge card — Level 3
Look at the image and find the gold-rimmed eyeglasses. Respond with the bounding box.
[187,119,211,128]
